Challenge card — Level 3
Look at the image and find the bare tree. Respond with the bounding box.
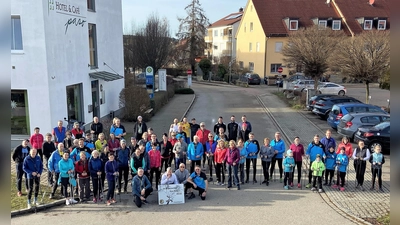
[177,0,210,74]
[124,14,172,77]
[332,30,390,103]
[282,25,345,89]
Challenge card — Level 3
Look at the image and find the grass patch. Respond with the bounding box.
[11,174,56,211]
[377,213,390,225]
[272,91,306,110]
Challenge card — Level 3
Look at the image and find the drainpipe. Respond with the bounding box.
[331,0,354,37]
[263,36,270,83]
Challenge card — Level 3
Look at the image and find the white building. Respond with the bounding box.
[11,0,124,139]
[205,8,243,63]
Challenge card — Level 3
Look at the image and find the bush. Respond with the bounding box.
[175,88,194,94]
[119,85,151,122]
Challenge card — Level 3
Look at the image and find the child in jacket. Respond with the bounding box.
[324,147,337,186]
[310,154,325,193]
[283,150,295,190]
[369,145,385,192]
[333,147,348,191]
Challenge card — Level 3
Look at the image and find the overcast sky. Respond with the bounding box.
[121,0,246,36]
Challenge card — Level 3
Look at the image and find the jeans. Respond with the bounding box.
[78,177,91,200]
[16,163,28,192]
[92,176,102,199]
[227,164,239,187]
[107,178,115,201]
[207,155,214,178]
[239,163,245,183]
[189,160,201,174]
[312,176,322,189]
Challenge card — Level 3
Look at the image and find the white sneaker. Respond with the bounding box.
[27,203,32,209]
[216,182,222,185]
[311,187,316,191]
[33,201,40,206]
[221,183,225,186]
[318,189,323,193]
[70,199,78,204]
[66,199,70,205]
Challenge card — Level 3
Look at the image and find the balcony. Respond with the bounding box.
[222,49,232,56]
[205,36,213,43]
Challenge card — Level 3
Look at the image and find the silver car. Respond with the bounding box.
[291,79,324,92]
[337,112,390,141]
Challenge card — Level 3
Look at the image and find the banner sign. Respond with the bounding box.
[157,184,185,205]
[158,69,167,91]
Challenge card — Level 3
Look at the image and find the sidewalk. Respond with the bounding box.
[258,91,390,221]
[10,93,196,216]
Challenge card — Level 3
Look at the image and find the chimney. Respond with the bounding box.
[239,7,243,12]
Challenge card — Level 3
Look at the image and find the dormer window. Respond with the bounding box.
[318,20,327,29]
[289,20,298,30]
[378,20,386,30]
[364,20,373,30]
[332,20,341,30]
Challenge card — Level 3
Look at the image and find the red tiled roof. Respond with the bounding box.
[252,0,346,36]
[209,12,243,28]
[334,0,389,34]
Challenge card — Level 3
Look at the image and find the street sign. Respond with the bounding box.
[187,70,192,75]
[145,66,154,99]
[277,67,283,73]
[158,69,167,91]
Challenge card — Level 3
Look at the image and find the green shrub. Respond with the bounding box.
[175,88,195,94]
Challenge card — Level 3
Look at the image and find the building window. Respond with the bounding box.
[11,90,30,135]
[250,22,253,32]
[66,83,84,122]
[364,20,373,30]
[228,29,232,36]
[249,62,254,72]
[256,42,260,52]
[378,20,386,30]
[289,20,298,30]
[250,5,253,12]
[318,20,327,29]
[249,42,252,52]
[239,61,244,69]
[88,24,98,68]
[214,30,218,37]
[270,63,282,73]
[87,0,95,11]
[332,20,341,30]
[11,16,23,50]
[275,42,283,52]
[214,45,218,50]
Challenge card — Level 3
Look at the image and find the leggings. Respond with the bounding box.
[354,160,366,186]
[261,161,271,181]
[291,161,302,184]
[312,176,322,189]
[92,176,102,199]
[118,166,129,191]
[60,177,70,198]
[336,171,346,187]
[161,157,170,172]
[324,169,335,183]
[207,155,214,178]
[149,167,161,188]
[284,172,292,186]
[190,160,201,174]
[245,158,257,181]
[270,157,283,179]
[215,163,225,183]
[239,163,245,183]
[371,167,383,188]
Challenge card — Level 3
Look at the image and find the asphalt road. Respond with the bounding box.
[11,83,356,224]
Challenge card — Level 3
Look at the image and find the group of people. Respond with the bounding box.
[12,114,386,209]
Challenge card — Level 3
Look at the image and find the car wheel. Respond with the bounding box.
[338,90,345,96]
[369,141,382,153]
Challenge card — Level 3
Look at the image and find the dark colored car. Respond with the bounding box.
[307,94,337,111]
[327,103,388,129]
[312,96,362,119]
[337,113,390,141]
[354,121,390,153]
[246,74,261,85]
[135,72,146,84]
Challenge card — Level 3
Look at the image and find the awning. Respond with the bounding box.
[89,71,123,81]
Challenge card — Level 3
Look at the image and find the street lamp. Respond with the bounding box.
[387,99,390,112]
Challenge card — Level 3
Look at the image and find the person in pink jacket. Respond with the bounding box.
[289,137,305,188]
[148,143,161,190]
[30,127,44,161]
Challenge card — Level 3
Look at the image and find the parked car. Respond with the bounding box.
[307,94,337,111]
[337,113,390,141]
[312,96,362,119]
[317,82,347,96]
[276,78,283,87]
[292,79,324,92]
[327,103,388,129]
[246,73,261,85]
[287,74,307,82]
[135,72,146,84]
[354,121,390,153]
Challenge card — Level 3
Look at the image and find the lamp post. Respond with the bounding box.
[387,99,390,112]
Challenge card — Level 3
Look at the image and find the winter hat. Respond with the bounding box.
[286,149,292,155]
[316,154,321,158]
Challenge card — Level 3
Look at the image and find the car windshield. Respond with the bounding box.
[374,122,389,130]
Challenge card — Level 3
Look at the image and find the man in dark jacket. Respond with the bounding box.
[90,116,103,141]
[23,148,43,208]
[190,118,200,142]
[42,133,56,186]
[116,140,130,194]
[213,116,226,134]
[227,115,239,141]
[133,116,147,141]
[132,168,153,208]
[12,139,30,197]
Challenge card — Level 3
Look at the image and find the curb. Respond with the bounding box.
[180,93,197,122]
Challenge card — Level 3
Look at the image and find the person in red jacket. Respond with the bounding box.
[289,137,305,188]
[196,122,210,168]
[71,122,84,139]
[107,133,120,153]
[148,143,161,190]
[225,140,241,190]
[30,127,44,162]
[336,136,353,157]
[75,151,91,202]
[214,140,227,185]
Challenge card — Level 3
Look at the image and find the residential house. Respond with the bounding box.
[11,0,124,141]
[235,0,389,79]
[205,8,243,64]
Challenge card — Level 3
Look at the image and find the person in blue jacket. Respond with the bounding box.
[104,153,119,206]
[244,132,260,184]
[324,146,337,186]
[259,138,275,186]
[58,150,77,205]
[89,150,103,203]
[116,139,130,194]
[132,167,153,208]
[332,147,348,191]
[237,139,247,184]
[187,135,204,173]
[270,132,286,183]
[23,148,43,209]
[48,143,65,199]
[320,129,336,154]
[305,134,326,188]
[283,150,295,190]
[70,138,91,163]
